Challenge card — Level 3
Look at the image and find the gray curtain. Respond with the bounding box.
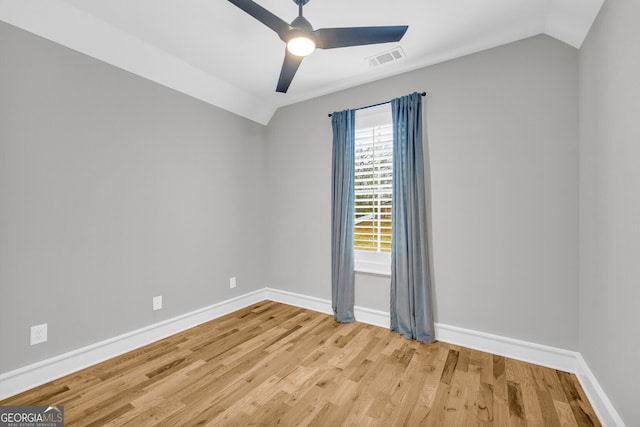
[331,109,356,323]
[390,93,434,343]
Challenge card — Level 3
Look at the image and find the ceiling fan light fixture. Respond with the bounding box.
[287,36,316,57]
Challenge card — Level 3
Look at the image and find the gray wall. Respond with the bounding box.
[0,22,267,373]
[579,0,640,425]
[266,35,580,350]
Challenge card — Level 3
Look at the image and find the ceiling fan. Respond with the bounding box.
[228,0,409,93]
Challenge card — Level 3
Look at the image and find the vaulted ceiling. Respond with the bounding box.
[0,0,604,124]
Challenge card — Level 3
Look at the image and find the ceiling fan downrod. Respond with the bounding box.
[293,0,310,17]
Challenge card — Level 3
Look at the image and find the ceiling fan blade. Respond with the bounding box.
[315,26,408,49]
[228,0,290,39]
[276,50,304,93]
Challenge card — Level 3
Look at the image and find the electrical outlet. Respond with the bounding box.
[153,296,163,311]
[30,323,47,345]
[230,277,236,289]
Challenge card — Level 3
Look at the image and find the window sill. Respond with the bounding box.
[354,252,391,276]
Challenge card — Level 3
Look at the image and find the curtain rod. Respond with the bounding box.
[328,92,426,117]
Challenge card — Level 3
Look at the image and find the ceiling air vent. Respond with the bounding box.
[367,47,406,67]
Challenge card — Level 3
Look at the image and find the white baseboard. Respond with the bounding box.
[575,354,626,427]
[0,287,624,426]
[264,287,390,328]
[264,288,332,316]
[0,289,266,401]
[434,323,580,373]
[264,289,577,373]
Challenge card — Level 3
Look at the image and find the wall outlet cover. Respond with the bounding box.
[153,296,163,311]
[30,323,48,345]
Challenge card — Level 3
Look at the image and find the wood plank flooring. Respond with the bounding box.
[1,301,600,426]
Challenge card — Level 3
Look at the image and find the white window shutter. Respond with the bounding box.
[354,105,393,254]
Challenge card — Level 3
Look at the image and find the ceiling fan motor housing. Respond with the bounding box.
[286,16,315,42]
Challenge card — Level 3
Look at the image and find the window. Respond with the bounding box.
[354,104,392,275]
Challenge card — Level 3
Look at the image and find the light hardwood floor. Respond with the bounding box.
[1,301,600,426]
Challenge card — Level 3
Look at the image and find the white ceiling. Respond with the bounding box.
[0,0,604,125]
